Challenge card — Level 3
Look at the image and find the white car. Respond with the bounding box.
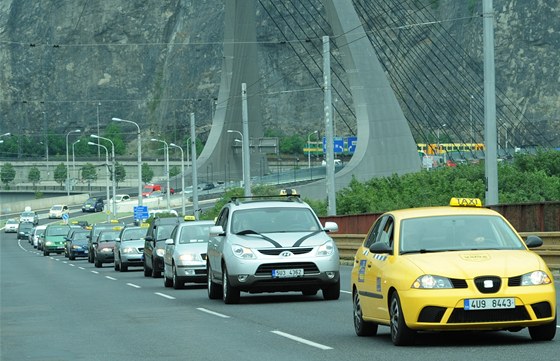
[149,209,178,218]
[111,194,131,203]
[4,219,19,233]
[30,225,47,248]
[49,204,69,219]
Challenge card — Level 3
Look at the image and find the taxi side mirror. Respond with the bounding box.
[369,242,392,254]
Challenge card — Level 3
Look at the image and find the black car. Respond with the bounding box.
[143,216,183,278]
[65,229,90,260]
[82,197,104,212]
[17,222,34,240]
[87,221,125,263]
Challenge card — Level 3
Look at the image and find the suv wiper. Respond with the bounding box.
[234,230,282,248]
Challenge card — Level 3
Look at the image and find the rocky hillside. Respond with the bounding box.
[0,0,558,156]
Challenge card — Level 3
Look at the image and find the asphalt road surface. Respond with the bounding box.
[1,226,559,361]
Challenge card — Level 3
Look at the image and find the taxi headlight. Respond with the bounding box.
[412,275,453,289]
[316,240,335,257]
[99,247,113,253]
[45,241,53,246]
[122,247,136,254]
[520,271,551,286]
[72,245,81,249]
[231,244,256,259]
[155,248,165,257]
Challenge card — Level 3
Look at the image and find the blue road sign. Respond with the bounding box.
[62,213,69,221]
[347,137,357,153]
[322,137,345,154]
[134,206,149,220]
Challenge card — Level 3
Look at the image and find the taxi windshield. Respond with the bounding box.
[179,225,212,244]
[46,226,70,236]
[122,228,147,241]
[399,215,526,254]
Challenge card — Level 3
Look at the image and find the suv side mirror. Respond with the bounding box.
[165,239,174,245]
[209,225,225,236]
[323,222,338,233]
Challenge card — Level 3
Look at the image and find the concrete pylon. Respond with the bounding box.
[195,0,266,185]
[297,0,421,201]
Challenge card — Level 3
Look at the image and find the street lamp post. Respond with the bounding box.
[112,117,142,206]
[72,139,80,181]
[186,137,191,171]
[88,142,110,222]
[307,130,318,168]
[91,134,116,216]
[169,143,185,216]
[151,138,170,210]
[66,129,81,198]
[227,129,250,196]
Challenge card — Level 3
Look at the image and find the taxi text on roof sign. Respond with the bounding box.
[449,197,483,207]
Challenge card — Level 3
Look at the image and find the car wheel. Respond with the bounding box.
[529,314,557,341]
[222,264,240,304]
[172,264,183,289]
[114,260,120,271]
[88,253,93,263]
[69,253,75,261]
[43,250,49,256]
[120,262,128,272]
[389,292,416,346]
[151,258,161,278]
[207,262,222,300]
[143,262,151,277]
[94,259,102,268]
[322,279,340,300]
[164,267,173,287]
[353,290,378,336]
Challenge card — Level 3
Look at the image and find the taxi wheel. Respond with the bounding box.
[389,292,416,346]
[143,262,151,277]
[207,262,222,300]
[528,314,557,341]
[173,265,183,289]
[114,260,120,271]
[69,253,75,261]
[151,259,161,278]
[322,279,340,300]
[222,264,240,304]
[353,290,378,336]
[94,259,102,268]
[164,273,173,288]
[120,262,128,272]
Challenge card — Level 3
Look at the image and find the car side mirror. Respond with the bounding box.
[165,239,173,245]
[524,235,543,248]
[323,222,338,233]
[369,242,392,254]
[209,225,225,236]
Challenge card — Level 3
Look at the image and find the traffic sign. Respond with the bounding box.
[134,206,149,220]
[62,213,69,224]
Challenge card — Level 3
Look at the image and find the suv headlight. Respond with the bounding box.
[316,240,335,257]
[231,244,256,259]
[520,271,551,285]
[412,275,453,289]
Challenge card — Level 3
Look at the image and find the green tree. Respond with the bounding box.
[0,163,16,189]
[142,162,154,184]
[53,163,67,187]
[113,162,126,187]
[280,134,305,155]
[81,163,98,191]
[169,165,180,178]
[28,166,41,187]
[103,123,126,155]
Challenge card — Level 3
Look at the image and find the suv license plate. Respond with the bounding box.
[464,298,515,310]
[272,268,304,278]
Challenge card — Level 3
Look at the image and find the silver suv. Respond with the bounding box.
[207,193,340,304]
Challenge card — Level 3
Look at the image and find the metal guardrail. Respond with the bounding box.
[332,232,560,270]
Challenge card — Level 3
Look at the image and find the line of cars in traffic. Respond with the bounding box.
[8,194,557,346]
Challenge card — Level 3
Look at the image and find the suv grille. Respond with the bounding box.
[258,247,313,256]
[255,262,319,276]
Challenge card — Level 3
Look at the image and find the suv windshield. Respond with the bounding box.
[231,207,320,234]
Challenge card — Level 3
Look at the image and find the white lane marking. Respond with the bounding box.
[17,240,27,252]
[105,276,117,280]
[155,292,175,300]
[341,290,351,295]
[271,330,333,350]
[197,308,231,318]
[91,271,99,274]
[78,267,85,270]
[127,283,141,289]
[62,261,68,264]
[69,264,75,267]
[53,257,58,261]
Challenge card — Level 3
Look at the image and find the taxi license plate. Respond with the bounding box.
[272,268,304,278]
[464,298,515,310]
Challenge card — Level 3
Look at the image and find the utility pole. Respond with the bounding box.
[324,36,336,216]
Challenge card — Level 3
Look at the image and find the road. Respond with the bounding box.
[1,224,559,361]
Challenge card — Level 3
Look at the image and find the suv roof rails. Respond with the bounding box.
[229,193,302,205]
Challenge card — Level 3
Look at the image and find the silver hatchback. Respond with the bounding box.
[114,226,148,272]
[207,194,340,304]
[164,220,215,289]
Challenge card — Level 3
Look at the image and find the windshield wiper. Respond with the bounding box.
[234,230,282,248]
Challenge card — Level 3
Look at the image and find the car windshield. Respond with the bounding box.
[156,225,177,240]
[98,231,120,242]
[122,228,147,241]
[399,215,526,254]
[21,212,35,217]
[19,223,33,230]
[231,207,320,234]
[178,225,212,244]
[73,232,89,241]
[46,226,70,236]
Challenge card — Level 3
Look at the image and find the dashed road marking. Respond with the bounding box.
[271,330,332,350]
[155,292,175,300]
[197,308,230,318]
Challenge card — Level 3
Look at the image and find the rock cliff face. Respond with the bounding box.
[0,0,558,153]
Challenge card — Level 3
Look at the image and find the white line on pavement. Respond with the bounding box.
[91,271,99,274]
[341,290,351,294]
[155,292,175,300]
[196,308,230,318]
[78,267,85,270]
[105,276,117,280]
[271,330,333,350]
[126,283,141,288]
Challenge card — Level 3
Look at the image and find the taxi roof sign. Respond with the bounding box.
[184,215,196,221]
[449,197,483,207]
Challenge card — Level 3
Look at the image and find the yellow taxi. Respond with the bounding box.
[351,198,556,346]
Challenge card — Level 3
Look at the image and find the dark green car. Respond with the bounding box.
[43,224,72,256]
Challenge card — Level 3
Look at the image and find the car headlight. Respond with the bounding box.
[412,275,453,289]
[72,245,80,249]
[122,247,136,254]
[520,271,551,286]
[156,248,166,257]
[231,244,256,259]
[316,240,335,257]
[99,247,113,253]
[45,241,53,246]
[179,253,198,262]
